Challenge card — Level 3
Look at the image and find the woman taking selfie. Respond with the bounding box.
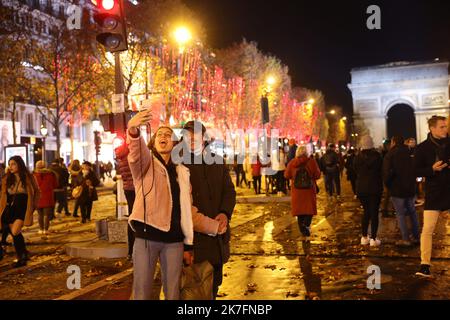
[127,109,225,300]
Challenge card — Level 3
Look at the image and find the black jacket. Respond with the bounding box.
[184,151,237,265]
[75,171,100,204]
[344,154,357,181]
[383,144,416,198]
[354,149,383,196]
[413,133,450,211]
[320,150,339,173]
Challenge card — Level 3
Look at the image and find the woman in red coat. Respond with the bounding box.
[33,161,58,235]
[285,146,321,241]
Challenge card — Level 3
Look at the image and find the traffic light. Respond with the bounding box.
[94,132,102,154]
[92,0,128,52]
[261,96,270,124]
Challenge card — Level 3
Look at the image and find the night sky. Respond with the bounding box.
[184,0,450,116]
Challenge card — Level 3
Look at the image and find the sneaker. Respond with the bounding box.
[370,238,381,247]
[415,264,431,278]
[361,236,370,245]
[13,257,27,268]
[395,239,412,247]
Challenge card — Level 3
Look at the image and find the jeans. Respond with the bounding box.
[421,210,442,265]
[80,201,93,221]
[37,208,53,231]
[297,215,313,236]
[252,175,261,194]
[359,195,381,238]
[132,238,184,300]
[324,170,341,196]
[390,197,420,241]
[276,171,286,193]
[55,190,70,215]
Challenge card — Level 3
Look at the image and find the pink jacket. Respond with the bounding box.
[127,132,220,245]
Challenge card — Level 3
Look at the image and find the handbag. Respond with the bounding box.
[72,186,83,199]
[180,261,214,300]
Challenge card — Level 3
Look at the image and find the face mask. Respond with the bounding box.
[82,169,89,176]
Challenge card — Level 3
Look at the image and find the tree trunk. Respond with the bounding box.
[70,121,74,163]
[55,120,61,160]
[12,97,17,144]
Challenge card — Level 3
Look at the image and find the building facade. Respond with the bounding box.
[1,0,116,166]
[348,60,450,146]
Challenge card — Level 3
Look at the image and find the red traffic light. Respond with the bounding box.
[100,0,115,10]
[113,136,125,150]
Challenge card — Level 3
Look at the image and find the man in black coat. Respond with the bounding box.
[413,115,450,278]
[320,144,341,199]
[177,120,236,299]
[383,136,420,246]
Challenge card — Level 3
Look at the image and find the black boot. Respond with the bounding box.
[13,233,27,268]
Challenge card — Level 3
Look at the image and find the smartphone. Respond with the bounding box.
[139,94,164,130]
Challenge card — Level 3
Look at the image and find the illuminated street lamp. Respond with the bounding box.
[174,26,192,53]
[341,116,347,121]
[40,125,48,165]
[329,109,336,115]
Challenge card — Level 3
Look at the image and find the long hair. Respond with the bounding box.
[6,156,32,189]
[147,126,178,177]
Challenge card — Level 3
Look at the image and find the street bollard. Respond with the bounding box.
[116,175,128,221]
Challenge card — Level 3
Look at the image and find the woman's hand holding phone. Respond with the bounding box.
[128,109,153,135]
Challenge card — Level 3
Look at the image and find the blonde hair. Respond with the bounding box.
[295,145,307,158]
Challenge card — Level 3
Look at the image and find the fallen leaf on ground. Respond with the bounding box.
[264,265,277,270]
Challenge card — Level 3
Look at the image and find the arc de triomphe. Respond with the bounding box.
[348,60,449,146]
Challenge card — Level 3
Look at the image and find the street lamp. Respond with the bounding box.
[92,116,102,178]
[174,26,192,53]
[40,125,48,165]
[329,109,336,115]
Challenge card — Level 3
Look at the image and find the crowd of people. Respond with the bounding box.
[0,156,103,267]
[0,112,447,296]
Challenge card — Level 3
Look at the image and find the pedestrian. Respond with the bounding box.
[380,139,395,217]
[33,161,58,235]
[251,155,262,194]
[413,115,450,278]
[106,161,113,178]
[344,149,357,198]
[114,142,136,260]
[354,135,383,247]
[243,153,253,189]
[99,162,106,182]
[179,120,236,299]
[320,143,341,200]
[0,163,9,246]
[127,112,225,300]
[75,162,100,223]
[50,159,71,217]
[285,145,321,241]
[69,159,82,217]
[271,146,287,196]
[0,156,40,266]
[383,136,420,246]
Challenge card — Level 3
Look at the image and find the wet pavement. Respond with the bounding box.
[0,177,448,300]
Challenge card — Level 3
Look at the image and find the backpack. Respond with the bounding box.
[294,162,313,189]
[323,153,338,173]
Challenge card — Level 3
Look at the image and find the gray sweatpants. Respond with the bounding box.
[132,238,184,300]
